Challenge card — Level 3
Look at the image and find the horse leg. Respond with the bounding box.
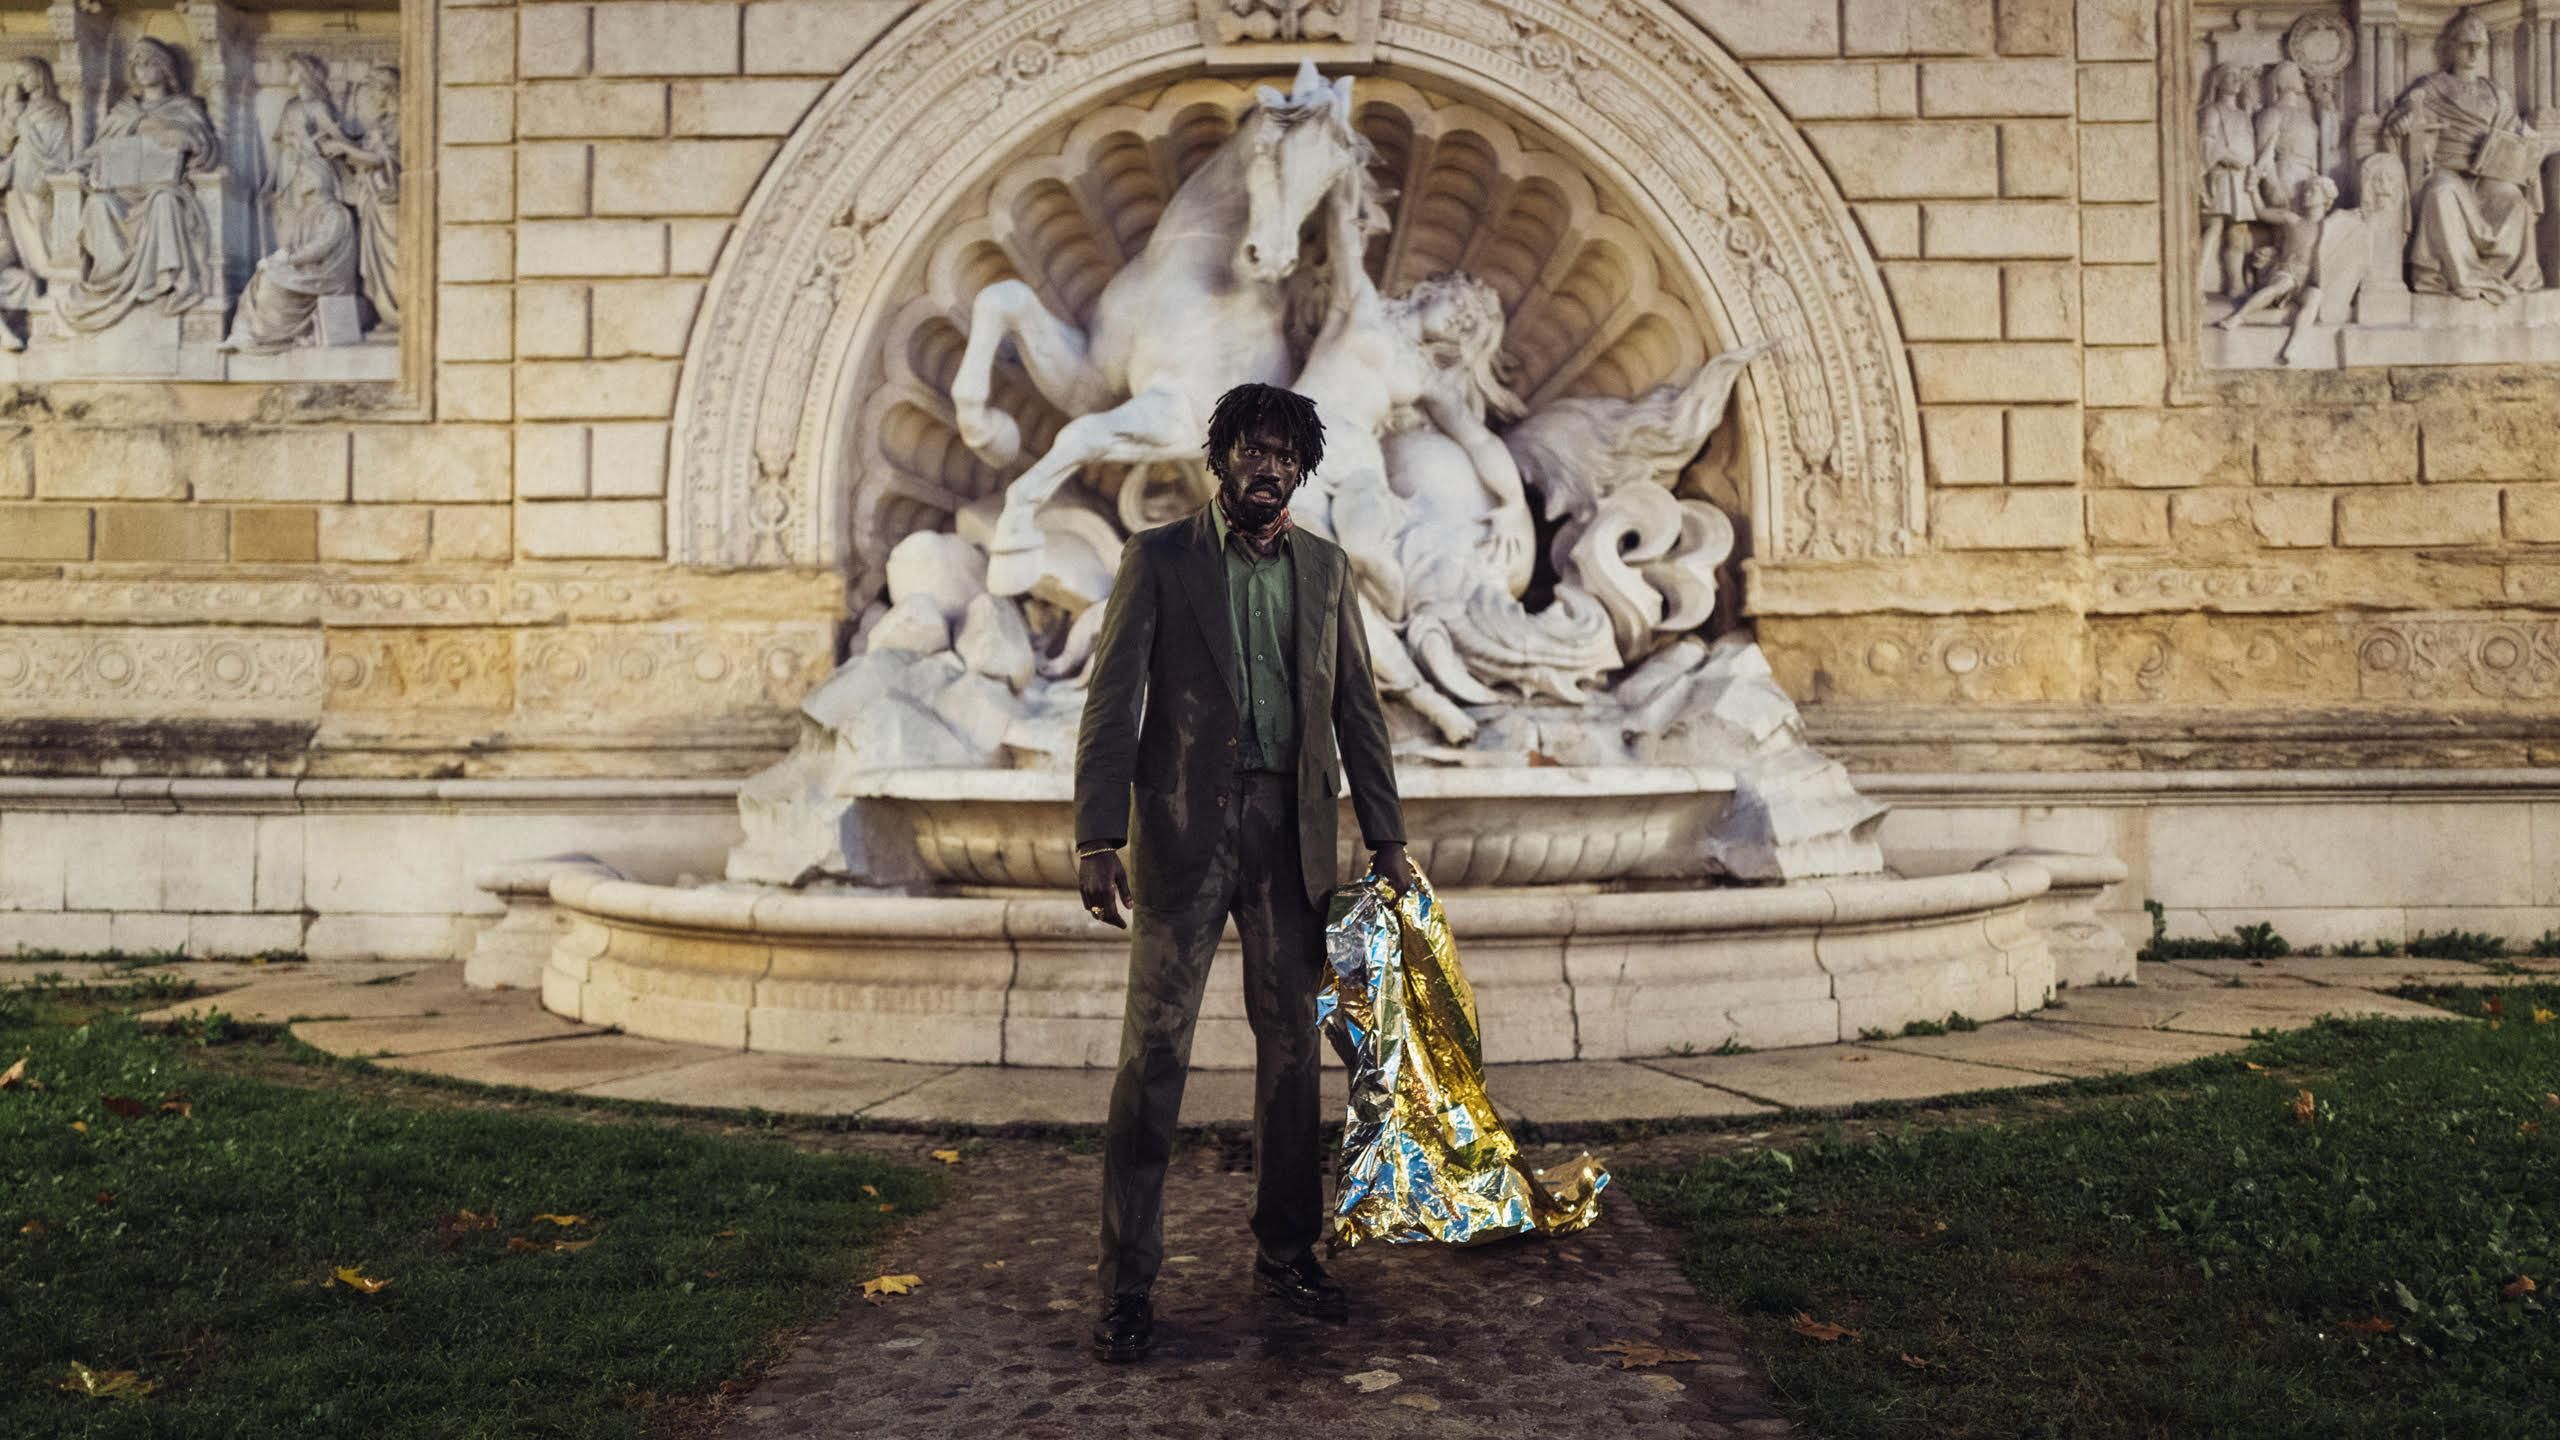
[987,385,1200,596]
[950,280,1112,468]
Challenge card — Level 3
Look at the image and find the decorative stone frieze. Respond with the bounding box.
[2184,3,2560,369]
[0,4,411,388]
[0,624,324,717]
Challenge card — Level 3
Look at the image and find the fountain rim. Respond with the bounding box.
[843,763,1739,803]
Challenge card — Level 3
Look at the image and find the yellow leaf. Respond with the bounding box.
[530,1213,585,1227]
[69,1121,86,1134]
[54,1362,154,1398]
[2244,1062,2267,1072]
[2535,1008,2556,1026]
[1788,1312,1860,1343]
[0,1056,25,1089]
[1899,1353,1930,1369]
[879,1203,896,1213]
[553,1239,595,1254]
[2505,1275,2538,1298]
[332,1265,392,1294]
[861,1273,923,1299]
[19,1219,46,1235]
[930,1149,962,1165]
[1588,1340,1700,1370]
[2291,1089,2316,1124]
[860,1185,879,1198]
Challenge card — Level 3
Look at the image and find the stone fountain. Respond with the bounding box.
[489,65,2122,1069]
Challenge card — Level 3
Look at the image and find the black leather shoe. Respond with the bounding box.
[1092,1293,1154,1362]
[1255,1251,1350,1320]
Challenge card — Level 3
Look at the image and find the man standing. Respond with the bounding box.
[1075,382,1412,1363]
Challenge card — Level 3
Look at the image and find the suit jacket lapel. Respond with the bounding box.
[1174,508,1242,710]
[1289,529,1325,740]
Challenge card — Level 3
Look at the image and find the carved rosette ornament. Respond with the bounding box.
[668,0,1922,580]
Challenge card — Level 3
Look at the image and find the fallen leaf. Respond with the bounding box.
[1392,1394,1442,1411]
[2245,1062,2267,1072]
[2523,1121,2542,1136]
[158,1099,191,1117]
[878,1203,896,1213]
[2291,1089,2317,1124]
[1634,1373,1686,1395]
[1900,1352,1930,1369]
[530,1213,585,1227]
[2340,1316,2396,1334]
[332,1265,392,1294]
[981,1260,1006,1271]
[507,1236,543,1253]
[861,1273,922,1299]
[2484,997,2505,1017]
[92,1191,116,1207]
[930,1149,962,1165]
[713,1229,739,1239]
[1846,1054,1870,1063]
[2505,1275,2538,1298]
[2544,1093,2559,1109]
[1588,1341,1700,1370]
[2535,1008,2556,1026]
[1526,750,1563,768]
[68,1121,86,1134]
[1789,1312,1860,1343]
[860,1185,879,1198]
[54,1362,154,1398]
[552,1239,594,1254]
[19,1219,46,1235]
[99,1095,147,1119]
[1343,1368,1402,1392]
[718,1379,750,1396]
[0,1056,25,1089]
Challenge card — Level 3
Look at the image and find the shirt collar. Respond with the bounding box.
[1207,494,1288,557]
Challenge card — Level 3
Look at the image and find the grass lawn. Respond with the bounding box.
[1630,983,2560,1440]
[1,970,938,1440]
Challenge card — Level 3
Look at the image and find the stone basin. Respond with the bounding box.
[844,764,1738,890]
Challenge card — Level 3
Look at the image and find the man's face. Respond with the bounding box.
[1220,422,1304,528]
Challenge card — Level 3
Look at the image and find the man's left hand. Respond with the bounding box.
[1372,843,1415,898]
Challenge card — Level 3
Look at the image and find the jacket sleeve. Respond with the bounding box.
[1331,561,1406,848]
[1074,534,1158,851]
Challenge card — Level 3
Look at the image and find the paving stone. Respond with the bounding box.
[1650,1044,2057,1109]
[2046,983,2460,1038]
[858,1063,1354,1126]
[138,966,447,1022]
[381,1033,720,1090]
[579,1051,952,1114]
[295,1006,601,1059]
[1870,1019,2247,1077]
[1502,1061,1776,1123]
[707,1137,1792,1440]
[2138,963,2311,988]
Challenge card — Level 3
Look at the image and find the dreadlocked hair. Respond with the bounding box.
[1203,382,1326,482]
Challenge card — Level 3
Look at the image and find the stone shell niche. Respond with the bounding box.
[851,74,1730,597]
[668,0,1925,582]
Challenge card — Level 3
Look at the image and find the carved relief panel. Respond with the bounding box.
[2192,1,2560,368]
[0,0,407,387]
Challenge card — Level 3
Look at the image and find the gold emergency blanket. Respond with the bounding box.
[1319,870,1608,1247]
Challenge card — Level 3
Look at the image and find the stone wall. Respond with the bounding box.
[3,0,2558,957]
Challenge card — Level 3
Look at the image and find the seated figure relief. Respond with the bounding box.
[56,36,220,336]
[2382,9,2542,300]
[2196,5,2558,368]
[0,57,74,348]
[222,55,361,354]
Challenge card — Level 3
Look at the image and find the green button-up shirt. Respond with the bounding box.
[1209,501,1297,773]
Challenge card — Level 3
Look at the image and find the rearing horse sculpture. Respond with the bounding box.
[951,62,1368,595]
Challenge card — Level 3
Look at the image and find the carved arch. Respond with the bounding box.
[668,0,1923,581]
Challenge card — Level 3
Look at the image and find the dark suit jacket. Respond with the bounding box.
[1075,507,1405,912]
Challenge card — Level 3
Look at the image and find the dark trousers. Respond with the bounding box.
[1098,771,1326,1299]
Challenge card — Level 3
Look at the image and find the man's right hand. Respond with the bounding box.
[1079,849,1134,929]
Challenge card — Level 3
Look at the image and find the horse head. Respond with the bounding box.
[1237,60,1363,284]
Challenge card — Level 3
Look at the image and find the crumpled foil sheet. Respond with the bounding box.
[1319,869,1608,1247]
